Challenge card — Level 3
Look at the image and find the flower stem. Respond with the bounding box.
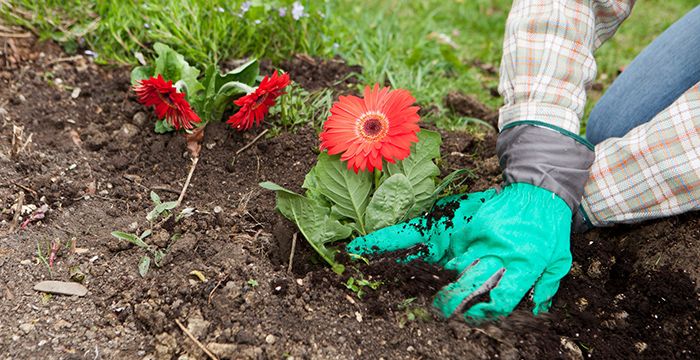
[374,169,382,189]
[176,156,199,207]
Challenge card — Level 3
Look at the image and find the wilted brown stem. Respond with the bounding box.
[176,157,199,208]
[176,126,205,207]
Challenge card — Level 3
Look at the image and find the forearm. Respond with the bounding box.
[497,0,635,210]
[582,82,700,225]
[498,0,635,133]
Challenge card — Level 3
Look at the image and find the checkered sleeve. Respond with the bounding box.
[582,82,700,225]
[498,0,635,134]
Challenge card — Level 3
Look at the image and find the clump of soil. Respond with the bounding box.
[280,54,362,92]
[445,91,499,128]
[0,35,698,359]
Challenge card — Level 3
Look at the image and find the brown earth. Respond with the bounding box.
[0,36,698,360]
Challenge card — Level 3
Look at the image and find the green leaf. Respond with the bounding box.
[365,174,415,233]
[154,120,174,134]
[260,181,352,274]
[152,42,202,97]
[428,169,474,206]
[301,165,330,206]
[146,201,178,222]
[196,61,259,123]
[153,250,165,267]
[150,191,162,205]
[208,81,251,122]
[313,152,372,233]
[140,229,152,240]
[157,201,178,211]
[138,256,151,277]
[111,231,149,249]
[215,59,259,88]
[386,130,442,218]
[130,65,153,85]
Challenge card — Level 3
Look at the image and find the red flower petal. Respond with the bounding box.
[319,84,421,173]
[133,74,201,130]
[227,70,291,131]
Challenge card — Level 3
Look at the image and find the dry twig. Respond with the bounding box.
[45,55,84,65]
[174,319,219,360]
[236,129,269,155]
[9,191,24,233]
[176,156,199,207]
[0,32,31,38]
[287,232,298,274]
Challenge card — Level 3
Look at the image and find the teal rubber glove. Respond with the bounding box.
[348,188,498,264]
[347,183,572,320]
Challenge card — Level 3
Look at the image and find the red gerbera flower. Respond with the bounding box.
[320,84,420,173]
[134,74,201,130]
[227,70,290,131]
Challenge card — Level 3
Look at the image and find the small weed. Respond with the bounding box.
[268,83,334,136]
[247,279,259,287]
[344,275,382,299]
[397,297,430,328]
[111,191,192,277]
[35,240,51,275]
[146,191,178,222]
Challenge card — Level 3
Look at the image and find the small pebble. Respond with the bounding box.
[265,334,277,344]
[132,112,147,126]
[213,206,223,214]
[19,323,34,334]
[71,87,81,98]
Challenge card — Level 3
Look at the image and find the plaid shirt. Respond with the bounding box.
[499,0,700,225]
[581,83,700,225]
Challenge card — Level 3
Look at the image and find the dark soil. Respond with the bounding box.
[1,36,698,359]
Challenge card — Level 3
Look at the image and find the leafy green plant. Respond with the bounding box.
[146,191,178,222]
[397,297,430,328]
[130,42,260,135]
[267,83,335,136]
[345,275,382,299]
[111,193,194,277]
[261,129,443,273]
[110,230,165,277]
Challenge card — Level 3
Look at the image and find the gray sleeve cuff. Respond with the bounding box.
[496,125,595,211]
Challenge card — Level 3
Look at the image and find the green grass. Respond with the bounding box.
[2,0,697,132]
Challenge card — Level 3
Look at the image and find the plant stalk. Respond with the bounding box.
[374,169,381,189]
[176,156,199,207]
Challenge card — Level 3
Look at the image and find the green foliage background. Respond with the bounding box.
[2,0,697,130]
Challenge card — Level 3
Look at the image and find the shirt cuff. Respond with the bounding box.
[498,102,581,135]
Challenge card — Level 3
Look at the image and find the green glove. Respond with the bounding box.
[347,183,572,320]
[347,188,498,264]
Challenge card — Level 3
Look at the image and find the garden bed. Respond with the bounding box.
[1,37,698,359]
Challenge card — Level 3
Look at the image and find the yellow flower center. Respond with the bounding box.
[357,112,389,141]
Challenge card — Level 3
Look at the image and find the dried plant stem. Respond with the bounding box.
[176,157,199,207]
[174,319,219,360]
[9,191,24,233]
[287,232,298,274]
[236,129,269,155]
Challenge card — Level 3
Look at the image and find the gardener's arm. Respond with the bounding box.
[497,0,635,209]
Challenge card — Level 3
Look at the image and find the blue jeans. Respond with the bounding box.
[586,5,700,145]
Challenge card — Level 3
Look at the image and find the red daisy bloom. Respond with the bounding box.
[134,74,201,130]
[227,70,291,131]
[320,84,421,173]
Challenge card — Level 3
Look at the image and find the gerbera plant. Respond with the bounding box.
[131,42,288,205]
[262,85,446,274]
